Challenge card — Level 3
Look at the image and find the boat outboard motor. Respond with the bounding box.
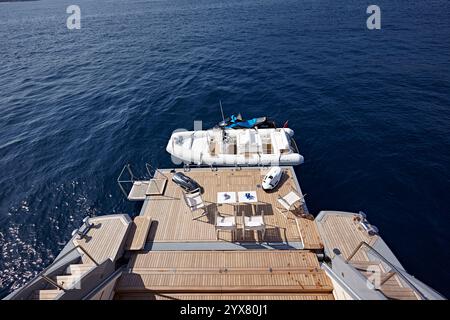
[172,172,201,193]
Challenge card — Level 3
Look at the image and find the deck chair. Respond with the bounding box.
[182,191,207,220]
[243,208,266,241]
[215,209,237,240]
[276,191,306,218]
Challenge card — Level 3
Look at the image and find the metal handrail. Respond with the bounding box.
[77,245,100,267]
[41,275,65,291]
[17,244,99,294]
[82,265,126,300]
[346,241,428,300]
[117,164,135,198]
[346,241,367,263]
[145,163,169,180]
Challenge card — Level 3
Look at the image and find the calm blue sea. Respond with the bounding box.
[0,0,449,298]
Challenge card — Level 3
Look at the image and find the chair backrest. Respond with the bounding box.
[245,208,265,229]
[280,191,305,208]
[215,206,236,227]
[183,191,204,210]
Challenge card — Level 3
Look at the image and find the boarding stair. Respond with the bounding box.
[114,250,335,300]
[346,242,423,300]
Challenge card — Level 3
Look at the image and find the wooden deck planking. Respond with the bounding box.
[130,250,321,270]
[115,293,334,300]
[117,250,332,296]
[145,179,167,196]
[117,272,333,293]
[317,213,377,261]
[73,216,129,264]
[143,168,322,249]
[125,216,152,251]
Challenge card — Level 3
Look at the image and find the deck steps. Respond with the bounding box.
[129,250,322,269]
[57,263,96,289]
[380,287,419,300]
[350,260,419,300]
[360,271,400,287]
[31,263,94,299]
[116,250,333,296]
[66,263,95,275]
[56,275,81,289]
[31,289,62,300]
[115,293,335,300]
[117,272,333,293]
[350,260,382,270]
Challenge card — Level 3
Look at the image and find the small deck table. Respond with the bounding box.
[217,192,237,204]
[237,191,259,215]
[237,191,258,204]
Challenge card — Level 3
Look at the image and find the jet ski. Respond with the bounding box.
[215,114,276,130]
[171,172,201,193]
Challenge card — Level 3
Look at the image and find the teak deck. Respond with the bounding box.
[142,167,322,249]
[317,212,378,260]
[73,215,129,264]
[115,167,330,299]
[316,212,420,300]
[116,251,333,298]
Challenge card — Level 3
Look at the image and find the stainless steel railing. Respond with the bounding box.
[346,241,428,300]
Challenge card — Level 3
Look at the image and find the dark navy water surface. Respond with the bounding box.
[1,0,449,297]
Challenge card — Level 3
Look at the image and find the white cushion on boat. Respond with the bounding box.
[240,130,254,145]
[191,137,207,152]
[237,130,262,154]
[271,131,289,152]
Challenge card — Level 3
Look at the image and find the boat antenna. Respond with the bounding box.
[219,100,225,122]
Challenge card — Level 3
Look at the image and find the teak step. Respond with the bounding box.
[381,287,419,300]
[114,292,335,300]
[130,250,321,270]
[66,263,94,275]
[125,217,152,251]
[358,269,418,300]
[379,276,403,288]
[118,251,332,295]
[350,260,382,270]
[361,269,395,279]
[32,289,62,300]
[145,179,167,196]
[56,275,80,289]
[117,271,333,294]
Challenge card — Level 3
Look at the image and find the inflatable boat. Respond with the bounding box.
[166,126,304,166]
